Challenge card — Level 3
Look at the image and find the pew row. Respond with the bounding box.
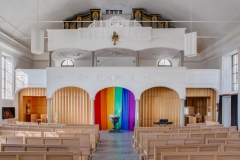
[138,133,189,154]
[153,144,221,160]
[44,132,94,150]
[143,138,203,160]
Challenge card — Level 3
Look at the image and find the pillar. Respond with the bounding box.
[47,98,52,123]
[238,47,240,130]
[136,51,139,67]
[180,99,185,126]
[90,98,95,124]
[48,51,53,67]
[135,99,140,127]
[92,51,94,67]
[180,50,184,66]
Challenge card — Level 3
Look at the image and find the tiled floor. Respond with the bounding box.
[91,130,139,160]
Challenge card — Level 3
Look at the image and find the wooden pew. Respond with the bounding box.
[24,137,86,160]
[144,138,203,160]
[154,144,221,160]
[55,128,98,147]
[138,133,188,155]
[1,144,80,160]
[0,136,24,144]
[221,144,240,152]
[42,133,91,159]
[0,130,42,137]
[134,128,177,149]
[189,132,229,143]
[206,138,240,145]
[133,127,170,147]
[63,125,100,142]
[228,131,240,138]
[0,151,74,160]
[160,152,240,160]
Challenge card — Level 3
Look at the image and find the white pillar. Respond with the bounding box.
[90,98,95,124]
[135,99,140,127]
[238,47,240,130]
[180,99,185,126]
[47,98,52,123]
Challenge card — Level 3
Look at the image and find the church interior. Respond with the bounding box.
[0,0,240,159]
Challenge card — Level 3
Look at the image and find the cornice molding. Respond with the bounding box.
[0,31,33,63]
[199,27,240,65]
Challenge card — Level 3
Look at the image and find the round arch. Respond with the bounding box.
[139,87,180,127]
[94,86,135,131]
[51,86,91,124]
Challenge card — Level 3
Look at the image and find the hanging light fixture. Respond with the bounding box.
[184,32,197,57]
[31,0,44,54]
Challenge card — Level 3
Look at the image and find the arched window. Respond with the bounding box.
[61,60,74,67]
[158,60,172,67]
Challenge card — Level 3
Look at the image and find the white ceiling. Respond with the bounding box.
[0,0,240,55]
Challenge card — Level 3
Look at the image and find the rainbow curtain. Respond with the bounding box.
[94,87,135,131]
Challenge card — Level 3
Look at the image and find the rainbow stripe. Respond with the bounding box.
[94,87,135,130]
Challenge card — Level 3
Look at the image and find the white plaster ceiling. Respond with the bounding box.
[0,0,240,55]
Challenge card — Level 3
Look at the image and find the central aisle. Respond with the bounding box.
[92,131,139,160]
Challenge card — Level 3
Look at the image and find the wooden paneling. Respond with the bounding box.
[140,87,180,127]
[18,88,46,121]
[186,88,216,121]
[52,87,90,124]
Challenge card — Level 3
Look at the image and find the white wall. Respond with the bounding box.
[222,96,231,127]
[96,57,136,67]
[32,60,54,69]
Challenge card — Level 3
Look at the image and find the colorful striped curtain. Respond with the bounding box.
[94,87,135,131]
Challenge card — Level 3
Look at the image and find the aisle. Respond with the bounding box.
[91,131,139,160]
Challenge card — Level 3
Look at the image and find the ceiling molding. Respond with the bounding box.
[0,31,33,63]
[200,28,240,56]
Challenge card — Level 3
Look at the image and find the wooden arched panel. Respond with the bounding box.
[140,87,180,127]
[18,88,46,121]
[52,87,90,124]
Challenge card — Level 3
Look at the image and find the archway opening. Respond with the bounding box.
[94,87,135,131]
[140,87,180,127]
[52,87,90,124]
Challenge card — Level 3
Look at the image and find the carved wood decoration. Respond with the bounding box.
[64,9,101,29]
[132,8,174,28]
[64,8,175,29]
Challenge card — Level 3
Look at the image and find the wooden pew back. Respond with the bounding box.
[161,152,240,160]
[206,138,240,145]
[154,144,221,160]
[189,132,229,143]
[145,138,203,160]
[0,151,74,160]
